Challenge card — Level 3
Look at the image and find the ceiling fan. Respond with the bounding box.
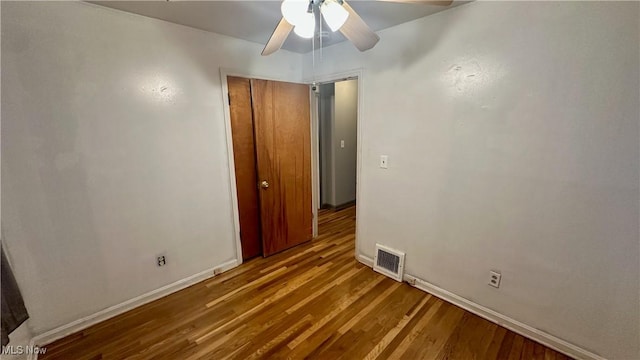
[262,0,453,56]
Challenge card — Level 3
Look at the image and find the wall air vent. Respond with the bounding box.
[373,244,405,282]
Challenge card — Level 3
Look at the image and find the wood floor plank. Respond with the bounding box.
[383,297,443,359]
[484,326,508,359]
[509,335,526,360]
[396,302,466,359]
[286,276,385,349]
[338,282,403,335]
[39,206,572,360]
[363,294,431,360]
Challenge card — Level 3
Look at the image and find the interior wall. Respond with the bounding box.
[318,80,358,208]
[333,80,358,206]
[303,2,639,359]
[1,1,303,336]
[318,83,335,207]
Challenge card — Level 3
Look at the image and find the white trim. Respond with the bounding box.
[357,254,374,267]
[219,70,244,267]
[27,339,36,360]
[219,68,311,258]
[305,68,364,255]
[356,254,604,360]
[29,259,238,359]
[310,87,320,238]
[303,69,364,85]
[221,68,302,85]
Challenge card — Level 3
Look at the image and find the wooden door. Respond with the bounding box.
[228,76,262,260]
[251,79,312,256]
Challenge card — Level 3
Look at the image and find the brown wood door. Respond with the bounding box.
[251,79,312,256]
[228,76,262,260]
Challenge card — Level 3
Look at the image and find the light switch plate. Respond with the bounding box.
[340,140,345,148]
[380,155,388,169]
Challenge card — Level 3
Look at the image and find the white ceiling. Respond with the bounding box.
[90,1,468,53]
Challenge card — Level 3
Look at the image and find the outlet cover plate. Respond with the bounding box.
[489,270,501,288]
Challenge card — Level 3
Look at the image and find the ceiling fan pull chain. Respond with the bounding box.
[312,5,316,84]
[319,4,323,66]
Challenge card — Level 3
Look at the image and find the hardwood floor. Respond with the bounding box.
[40,206,571,360]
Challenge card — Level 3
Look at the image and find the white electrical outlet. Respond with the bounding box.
[380,155,388,169]
[340,140,345,148]
[489,270,501,288]
[157,255,167,267]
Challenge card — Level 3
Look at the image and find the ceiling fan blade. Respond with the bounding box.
[376,0,453,5]
[262,18,294,56]
[339,1,380,52]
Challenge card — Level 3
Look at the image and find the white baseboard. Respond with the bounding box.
[356,255,604,360]
[28,259,238,360]
[357,253,374,267]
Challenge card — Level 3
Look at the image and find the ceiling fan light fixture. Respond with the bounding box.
[281,0,310,26]
[320,0,349,32]
[293,12,316,39]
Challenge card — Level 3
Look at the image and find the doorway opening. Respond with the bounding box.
[314,78,358,237]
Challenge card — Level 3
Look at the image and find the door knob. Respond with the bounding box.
[260,180,269,189]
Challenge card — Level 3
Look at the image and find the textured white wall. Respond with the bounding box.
[1,1,302,335]
[304,2,639,359]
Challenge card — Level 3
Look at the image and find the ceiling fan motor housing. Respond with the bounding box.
[267,0,455,56]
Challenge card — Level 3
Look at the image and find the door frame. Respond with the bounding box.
[220,68,311,265]
[305,68,364,259]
